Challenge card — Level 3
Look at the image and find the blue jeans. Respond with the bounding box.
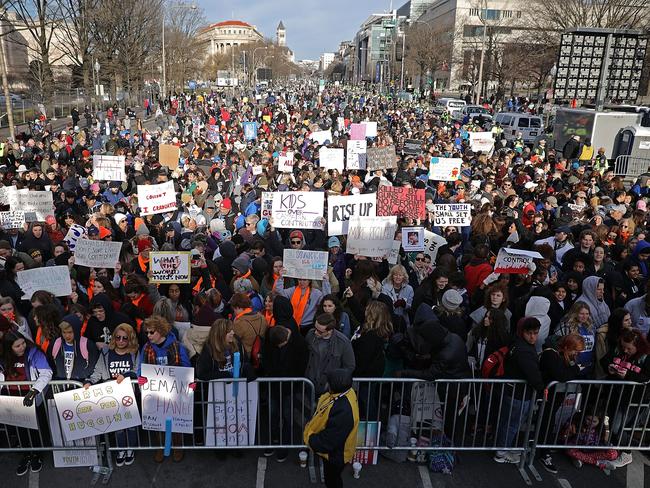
[115,427,138,449]
[496,395,531,448]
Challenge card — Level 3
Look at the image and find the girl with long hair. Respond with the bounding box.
[195,318,249,379]
[556,301,596,375]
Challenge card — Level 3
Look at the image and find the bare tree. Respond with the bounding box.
[164,3,206,92]
[404,24,452,89]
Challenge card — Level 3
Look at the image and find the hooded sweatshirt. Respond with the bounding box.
[524,296,551,353]
[577,276,610,329]
[272,295,300,333]
[86,293,132,346]
[631,240,650,279]
[51,313,99,381]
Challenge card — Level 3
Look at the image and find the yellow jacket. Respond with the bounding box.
[579,144,594,161]
[303,388,360,464]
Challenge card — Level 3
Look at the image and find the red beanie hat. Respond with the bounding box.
[221,198,232,210]
[137,238,152,253]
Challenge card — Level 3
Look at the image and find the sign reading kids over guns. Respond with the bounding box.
[271,191,324,230]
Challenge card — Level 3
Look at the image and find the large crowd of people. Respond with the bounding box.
[0,83,648,481]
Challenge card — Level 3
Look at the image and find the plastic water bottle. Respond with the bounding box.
[407,437,418,462]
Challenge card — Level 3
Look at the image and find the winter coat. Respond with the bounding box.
[138,332,191,370]
[352,330,386,377]
[51,314,99,381]
[182,304,220,359]
[464,258,493,297]
[86,293,133,345]
[233,310,268,356]
[504,336,544,400]
[305,329,355,395]
[86,346,139,385]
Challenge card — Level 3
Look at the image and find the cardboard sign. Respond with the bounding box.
[92,155,126,181]
[366,146,397,171]
[137,181,177,216]
[403,139,422,155]
[402,227,425,252]
[469,132,494,153]
[9,189,54,221]
[52,380,141,442]
[0,395,38,429]
[433,204,472,227]
[377,186,425,220]
[243,121,258,140]
[278,151,294,173]
[429,157,462,181]
[319,147,345,171]
[327,193,377,236]
[46,399,98,468]
[311,129,333,145]
[361,121,378,138]
[73,238,123,268]
[149,251,191,283]
[423,230,447,263]
[271,191,324,230]
[346,140,367,170]
[140,364,194,434]
[0,211,26,229]
[206,124,219,143]
[159,144,181,170]
[494,248,543,274]
[17,265,73,300]
[261,192,274,219]
[346,216,397,258]
[62,224,86,252]
[205,381,258,447]
[350,123,366,140]
[353,421,381,465]
[283,249,328,280]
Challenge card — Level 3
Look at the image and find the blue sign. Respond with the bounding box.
[188,80,197,90]
[243,122,258,141]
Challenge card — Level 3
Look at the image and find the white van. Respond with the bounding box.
[434,98,466,117]
[493,112,543,143]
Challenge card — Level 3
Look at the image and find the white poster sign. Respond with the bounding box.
[137,181,177,216]
[278,151,294,173]
[327,193,377,236]
[346,216,397,258]
[433,204,472,227]
[0,185,17,205]
[9,189,54,221]
[469,132,494,153]
[346,140,367,170]
[52,380,141,442]
[17,265,72,300]
[47,399,98,468]
[361,121,378,138]
[423,230,447,263]
[62,224,86,252]
[271,191,324,230]
[494,248,543,274]
[0,395,38,429]
[0,211,26,229]
[252,165,263,176]
[140,364,194,434]
[311,129,333,145]
[93,155,126,181]
[261,192,274,219]
[205,381,258,447]
[387,240,401,265]
[283,249,328,280]
[402,227,425,252]
[428,157,462,182]
[319,147,345,171]
[149,252,191,284]
[73,238,123,268]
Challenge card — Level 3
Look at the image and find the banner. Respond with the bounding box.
[350,123,366,140]
[278,151,294,173]
[62,224,86,252]
[0,210,25,229]
[47,400,98,468]
[137,181,177,216]
[433,204,472,227]
[53,380,141,442]
[403,139,422,155]
[282,249,328,280]
[402,227,425,252]
[346,140,367,170]
[346,216,397,258]
[141,364,194,434]
[361,121,378,138]
[0,395,38,429]
[469,132,494,153]
[205,381,258,447]
[429,157,462,181]
[159,144,181,170]
[494,248,543,274]
[206,124,219,143]
[423,230,447,263]
[9,189,54,221]
[17,265,73,300]
[73,238,122,268]
[243,121,258,140]
[261,192,274,219]
[149,251,191,283]
[366,146,397,171]
[377,186,425,220]
[319,147,344,171]
[327,193,376,236]
[92,155,126,181]
[271,191,324,230]
[311,129,333,145]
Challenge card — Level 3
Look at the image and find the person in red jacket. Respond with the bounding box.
[464,244,493,298]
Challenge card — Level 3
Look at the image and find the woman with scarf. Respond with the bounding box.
[275,271,331,333]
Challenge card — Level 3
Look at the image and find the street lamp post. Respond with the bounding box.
[475,6,488,104]
[94,60,100,108]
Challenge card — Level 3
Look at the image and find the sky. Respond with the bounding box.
[195,0,395,60]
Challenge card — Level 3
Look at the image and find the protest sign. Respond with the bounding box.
[350,123,366,140]
[271,191,324,230]
[53,380,141,442]
[346,216,397,258]
[141,364,194,434]
[47,400,98,468]
[386,240,402,265]
[494,248,543,274]
[423,230,447,263]
[252,165,263,175]
[429,157,462,181]
[319,147,344,171]
[337,117,345,131]
[433,204,472,227]
[346,140,366,170]
[377,186,425,220]
[366,146,397,171]
[261,192,274,219]
[243,121,258,140]
[205,381,258,447]
[62,224,86,252]
[0,395,38,429]
[0,185,17,205]
[361,121,378,138]
[278,151,294,173]
[283,249,328,280]
[327,193,376,236]
[149,251,191,283]
[353,421,381,465]
[9,189,54,221]
[403,139,422,155]
[311,129,333,145]
[206,124,219,143]
[402,227,425,252]
[17,265,73,300]
[137,181,177,216]
[73,238,122,268]
[469,132,494,153]
[0,211,25,229]
[159,144,181,170]
[92,155,126,181]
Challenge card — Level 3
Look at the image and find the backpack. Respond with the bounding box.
[481,346,512,379]
[248,321,263,370]
[52,337,90,363]
[427,434,457,474]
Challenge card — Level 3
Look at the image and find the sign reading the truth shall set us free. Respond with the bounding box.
[149,252,191,283]
[433,204,472,227]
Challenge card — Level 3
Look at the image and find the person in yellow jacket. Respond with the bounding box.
[304,369,360,488]
[579,137,594,165]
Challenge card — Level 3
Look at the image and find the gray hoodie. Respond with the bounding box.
[525,296,551,353]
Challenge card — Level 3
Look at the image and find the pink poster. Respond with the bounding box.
[350,123,366,141]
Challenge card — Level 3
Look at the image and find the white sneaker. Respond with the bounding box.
[494,451,521,464]
[610,452,633,468]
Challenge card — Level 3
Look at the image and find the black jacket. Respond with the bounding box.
[352,330,385,377]
[308,391,356,466]
[86,293,133,345]
[262,328,308,378]
[504,336,544,400]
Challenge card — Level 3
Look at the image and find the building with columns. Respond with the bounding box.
[197,20,264,57]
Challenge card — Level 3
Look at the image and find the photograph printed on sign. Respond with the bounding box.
[401,227,425,252]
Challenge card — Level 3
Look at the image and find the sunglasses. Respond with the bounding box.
[145,330,156,336]
[115,335,129,341]
[415,257,425,262]
[291,240,301,245]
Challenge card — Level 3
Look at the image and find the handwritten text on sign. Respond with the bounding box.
[319,147,345,171]
[346,140,367,170]
[205,382,258,447]
[271,191,324,230]
[53,380,141,442]
[137,181,177,216]
[494,248,543,274]
[346,216,397,258]
[17,265,73,300]
[429,157,461,182]
[140,365,194,434]
[366,146,397,171]
[433,204,472,227]
[73,238,123,268]
[377,186,425,220]
[9,189,54,221]
[327,193,376,236]
[283,249,329,280]
[149,252,191,284]
[0,211,26,229]
[0,395,38,429]
[93,155,126,181]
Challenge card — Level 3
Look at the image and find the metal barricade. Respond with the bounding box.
[613,155,650,179]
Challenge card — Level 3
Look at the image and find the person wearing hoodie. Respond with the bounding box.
[182,303,220,363]
[624,280,650,335]
[17,223,54,262]
[87,293,133,349]
[50,314,99,381]
[524,295,551,353]
[270,295,300,332]
[102,181,125,205]
[577,276,610,329]
[629,240,650,281]
[230,254,261,292]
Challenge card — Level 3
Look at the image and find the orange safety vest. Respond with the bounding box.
[35,327,51,353]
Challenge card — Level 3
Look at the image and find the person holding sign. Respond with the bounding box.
[50,314,99,382]
[0,331,52,476]
[275,268,332,331]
